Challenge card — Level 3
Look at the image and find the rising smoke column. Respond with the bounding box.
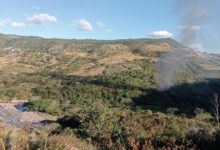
[175,0,210,50]
[156,48,179,91]
[156,44,192,91]
[156,0,212,90]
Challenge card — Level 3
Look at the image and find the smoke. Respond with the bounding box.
[156,0,219,90]
[175,0,218,52]
[156,45,192,91]
[156,0,207,90]
[155,0,220,91]
[156,49,178,91]
[176,0,207,50]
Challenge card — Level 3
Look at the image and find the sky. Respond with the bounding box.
[0,0,219,53]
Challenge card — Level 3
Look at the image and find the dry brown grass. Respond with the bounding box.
[66,42,165,77]
[98,52,144,64]
[0,123,96,150]
[131,42,170,53]
[64,51,88,57]
[99,44,130,51]
[70,66,105,77]
[199,64,220,71]
[141,42,170,52]
[0,53,21,69]
[90,44,130,57]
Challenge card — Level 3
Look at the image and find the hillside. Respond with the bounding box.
[0,34,219,102]
[0,34,220,149]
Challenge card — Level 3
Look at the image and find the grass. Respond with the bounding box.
[0,123,95,150]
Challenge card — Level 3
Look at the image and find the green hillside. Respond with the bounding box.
[0,34,220,149]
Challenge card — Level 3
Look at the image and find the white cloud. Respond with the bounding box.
[149,30,173,38]
[11,22,25,28]
[27,13,57,25]
[96,21,105,27]
[177,24,201,30]
[76,19,93,31]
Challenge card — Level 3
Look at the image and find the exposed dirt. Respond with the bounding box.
[0,102,57,128]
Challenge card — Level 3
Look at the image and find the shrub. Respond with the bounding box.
[26,99,61,115]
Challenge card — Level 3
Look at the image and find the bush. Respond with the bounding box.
[26,99,61,115]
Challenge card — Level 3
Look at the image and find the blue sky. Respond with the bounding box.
[0,0,177,39]
[0,0,219,53]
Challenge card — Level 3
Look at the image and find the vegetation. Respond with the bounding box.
[0,34,220,149]
[0,124,95,150]
[26,99,62,115]
[59,100,220,149]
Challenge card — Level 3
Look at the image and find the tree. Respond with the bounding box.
[210,93,220,127]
